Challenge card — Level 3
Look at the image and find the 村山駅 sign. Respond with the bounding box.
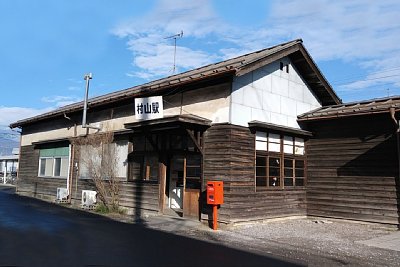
[135,96,164,120]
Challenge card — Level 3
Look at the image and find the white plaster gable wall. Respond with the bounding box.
[230,57,321,128]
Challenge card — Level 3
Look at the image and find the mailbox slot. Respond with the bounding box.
[206,181,224,205]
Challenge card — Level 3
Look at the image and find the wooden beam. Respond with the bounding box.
[186,129,203,154]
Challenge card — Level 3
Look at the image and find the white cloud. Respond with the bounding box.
[112,0,226,80]
[41,95,81,107]
[68,86,81,91]
[0,106,53,127]
[112,0,400,100]
[265,0,400,95]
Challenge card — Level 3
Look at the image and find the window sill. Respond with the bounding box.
[38,176,67,179]
[127,180,159,185]
[256,186,306,192]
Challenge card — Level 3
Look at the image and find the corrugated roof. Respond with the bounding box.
[298,96,400,121]
[10,39,340,128]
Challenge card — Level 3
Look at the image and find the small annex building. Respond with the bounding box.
[299,97,400,226]
[10,39,399,227]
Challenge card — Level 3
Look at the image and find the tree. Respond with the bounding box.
[71,131,120,211]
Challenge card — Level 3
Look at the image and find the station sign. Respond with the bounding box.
[135,96,164,120]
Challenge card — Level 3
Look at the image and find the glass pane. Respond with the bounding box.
[295,178,304,186]
[284,168,293,177]
[115,140,128,178]
[256,177,267,186]
[256,167,266,177]
[256,156,266,167]
[268,142,280,152]
[295,160,304,168]
[186,167,201,178]
[295,168,304,178]
[186,178,201,189]
[256,140,267,151]
[295,146,305,155]
[283,136,293,145]
[256,131,267,141]
[60,157,69,177]
[284,144,293,154]
[269,157,280,167]
[186,155,201,166]
[268,133,280,143]
[284,177,294,186]
[45,158,54,176]
[269,177,280,187]
[54,158,61,176]
[284,159,293,167]
[295,137,304,146]
[269,167,280,177]
[40,158,46,176]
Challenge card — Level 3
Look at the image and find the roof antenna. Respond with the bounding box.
[164,31,183,74]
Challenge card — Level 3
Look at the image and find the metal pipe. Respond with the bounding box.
[82,73,101,131]
[82,73,92,128]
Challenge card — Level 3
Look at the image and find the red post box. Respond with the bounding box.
[207,181,224,205]
[206,181,223,230]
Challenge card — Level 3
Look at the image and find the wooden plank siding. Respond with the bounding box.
[17,145,67,200]
[17,144,160,214]
[203,124,307,223]
[304,114,400,225]
[69,143,160,214]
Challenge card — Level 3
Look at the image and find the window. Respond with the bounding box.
[255,131,305,189]
[38,147,69,178]
[78,141,128,180]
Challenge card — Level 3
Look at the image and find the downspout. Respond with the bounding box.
[63,113,77,204]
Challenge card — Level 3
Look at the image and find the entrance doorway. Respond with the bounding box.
[167,153,201,219]
[168,155,184,211]
[125,115,211,220]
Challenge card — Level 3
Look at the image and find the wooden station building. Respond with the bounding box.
[10,39,400,227]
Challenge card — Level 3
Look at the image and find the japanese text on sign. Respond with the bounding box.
[135,96,164,120]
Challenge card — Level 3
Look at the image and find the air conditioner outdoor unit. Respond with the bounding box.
[82,190,97,206]
[56,188,69,201]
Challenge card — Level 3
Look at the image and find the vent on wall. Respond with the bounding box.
[280,62,289,73]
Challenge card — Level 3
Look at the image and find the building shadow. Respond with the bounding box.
[0,191,304,267]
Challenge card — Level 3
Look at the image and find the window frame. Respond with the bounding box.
[38,150,69,179]
[255,131,306,191]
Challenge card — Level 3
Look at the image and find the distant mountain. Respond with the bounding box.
[0,128,20,156]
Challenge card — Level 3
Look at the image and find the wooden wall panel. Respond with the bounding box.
[17,145,160,214]
[17,145,67,200]
[203,124,307,223]
[305,114,400,225]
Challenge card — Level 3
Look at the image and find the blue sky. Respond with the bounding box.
[1,0,400,130]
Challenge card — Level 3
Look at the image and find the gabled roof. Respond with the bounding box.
[10,39,341,128]
[298,96,400,121]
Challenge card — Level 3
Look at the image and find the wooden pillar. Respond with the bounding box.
[158,160,167,213]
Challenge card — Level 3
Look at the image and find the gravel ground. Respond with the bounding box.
[169,218,400,267]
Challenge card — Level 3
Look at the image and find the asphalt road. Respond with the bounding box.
[0,188,301,267]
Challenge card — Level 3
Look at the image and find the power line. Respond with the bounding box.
[334,74,400,87]
[331,66,400,84]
